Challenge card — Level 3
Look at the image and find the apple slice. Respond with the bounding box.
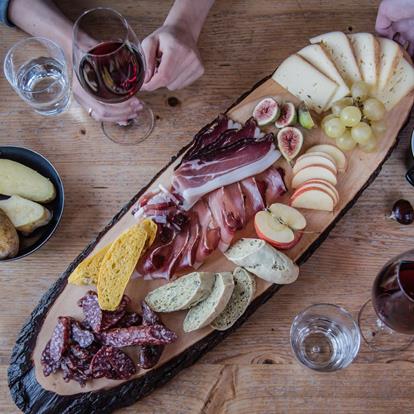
[291,165,337,188]
[293,154,337,175]
[297,180,339,205]
[306,144,347,173]
[291,188,334,212]
[267,203,307,230]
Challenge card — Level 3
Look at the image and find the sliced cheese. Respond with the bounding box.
[376,57,414,110]
[377,37,403,92]
[310,31,362,86]
[348,33,380,89]
[297,44,349,107]
[272,54,338,114]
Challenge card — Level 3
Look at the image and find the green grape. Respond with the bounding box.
[324,117,346,138]
[351,122,372,144]
[360,135,378,153]
[351,81,370,101]
[331,97,354,115]
[340,106,362,127]
[336,130,357,151]
[321,114,338,130]
[363,98,386,121]
[371,120,387,136]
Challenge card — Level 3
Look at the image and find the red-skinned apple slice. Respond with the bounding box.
[306,145,347,173]
[296,180,339,205]
[291,187,335,212]
[293,154,337,175]
[291,165,337,188]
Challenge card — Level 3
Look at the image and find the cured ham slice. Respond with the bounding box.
[240,177,265,222]
[256,166,287,205]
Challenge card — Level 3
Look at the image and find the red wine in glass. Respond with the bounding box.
[79,41,145,104]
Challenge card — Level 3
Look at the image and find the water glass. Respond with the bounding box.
[4,37,71,116]
[290,304,360,372]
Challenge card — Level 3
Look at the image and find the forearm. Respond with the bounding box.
[164,0,214,41]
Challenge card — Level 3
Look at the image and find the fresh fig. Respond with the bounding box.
[277,126,304,162]
[298,103,315,129]
[275,102,297,128]
[252,97,280,126]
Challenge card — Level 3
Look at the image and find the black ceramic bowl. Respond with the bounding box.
[0,146,64,261]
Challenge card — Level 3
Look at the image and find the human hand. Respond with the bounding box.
[72,76,143,122]
[376,0,414,55]
[141,25,204,91]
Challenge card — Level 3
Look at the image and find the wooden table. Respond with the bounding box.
[1,0,414,412]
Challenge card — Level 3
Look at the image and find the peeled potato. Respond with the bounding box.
[0,209,19,259]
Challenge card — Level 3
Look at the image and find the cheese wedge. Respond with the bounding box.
[376,58,414,110]
[310,31,362,86]
[348,33,380,89]
[377,37,403,92]
[272,54,338,113]
[297,44,350,107]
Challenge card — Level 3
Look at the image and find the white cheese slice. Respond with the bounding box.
[224,238,299,285]
[297,44,350,108]
[348,33,380,89]
[272,54,338,114]
[376,37,403,93]
[375,58,414,110]
[310,31,362,86]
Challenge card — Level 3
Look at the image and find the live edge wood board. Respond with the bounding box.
[8,74,414,413]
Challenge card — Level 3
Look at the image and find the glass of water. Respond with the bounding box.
[4,37,71,116]
[290,304,360,372]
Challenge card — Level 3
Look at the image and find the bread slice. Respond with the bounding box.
[297,44,350,106]
[375,57,414,110]
[210,267,256,331]
[377,37,403,93]
[348,33,380,89]
[145,272,215,312]
[272,54,338,113]
[0,195,52,234]
[224,238,299,284]
[183,272,234,332]
[310,31,362,86]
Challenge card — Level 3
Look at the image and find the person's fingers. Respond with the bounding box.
[408,41,414,57]
[141,35,159,83]
[167,60,204,90]
[394,32,409,49]
[392,18,414,34]
[376,2,393,37]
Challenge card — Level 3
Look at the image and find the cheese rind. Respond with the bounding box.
[377,37,403,92]
[272,54,338,113]
[310,31,362,86]
[297,44,349,107]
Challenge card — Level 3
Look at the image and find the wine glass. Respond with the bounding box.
[358,250,414,351]
[72,7,154,145]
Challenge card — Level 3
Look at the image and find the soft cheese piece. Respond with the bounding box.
[310,31,362,86]
[183,272,234,332]
[145,272,215,312]
[348,33,380,88]
[224,238,299,284]
[272,54,338,113]
[297,44,350,106]
[376,57,414,110]
[377,37,403,92]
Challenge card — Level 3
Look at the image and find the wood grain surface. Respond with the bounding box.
[1,0,414,413]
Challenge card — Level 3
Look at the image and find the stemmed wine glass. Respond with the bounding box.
[73,7,154,145]
[358,249,414,351]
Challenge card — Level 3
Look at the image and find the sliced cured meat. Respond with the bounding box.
[222,182,246,230]
[71,320,95,348]
[176,211,200,269]
[41,341,61,376]
[240,177,265,222]
[49,316,71,362]
[90,346,136,380]
[117,312,143,328]
[256,166,287,206]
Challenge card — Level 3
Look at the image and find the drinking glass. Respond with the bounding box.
[290,304,360,372]
[4,37,71,116]
[72,7,154,145]
[358,250,414,351]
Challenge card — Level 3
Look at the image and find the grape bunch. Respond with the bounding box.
[322,81,387,153]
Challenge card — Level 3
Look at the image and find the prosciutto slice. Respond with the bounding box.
[256,166,287,205]
[240,177,265,222]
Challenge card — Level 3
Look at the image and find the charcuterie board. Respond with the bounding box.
[8,41,414,413]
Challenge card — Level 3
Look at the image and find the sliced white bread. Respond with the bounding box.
[348,33,380,89]
[377,37,403,92]
[310,31,362,86]
[375,57,414,110]
[224,238,299,284]
[183,272,234,332]
[145,271,215,312]
[297,44,350,106]
[210,267,256,331]
[272,54,338,113]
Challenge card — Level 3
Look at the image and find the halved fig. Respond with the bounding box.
[277,126,303,162]
[252,97,280,126]
[275,102,297,128]
[298,102,316,129]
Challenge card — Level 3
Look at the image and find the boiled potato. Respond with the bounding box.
[0,159,56,202]
[0,209,19,259]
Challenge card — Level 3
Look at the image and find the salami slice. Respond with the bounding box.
[142,301,161,325]
[71,320,95,348]
[49,316,71,362]
[117,312,143,328]
[40,341,61,376]
[90,346,136,380]
[101,295,130,330]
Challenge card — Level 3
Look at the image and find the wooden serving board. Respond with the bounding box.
[8,75,414,413]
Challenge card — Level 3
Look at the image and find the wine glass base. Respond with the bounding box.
[358,299,414,352]
[102,103,154,145]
